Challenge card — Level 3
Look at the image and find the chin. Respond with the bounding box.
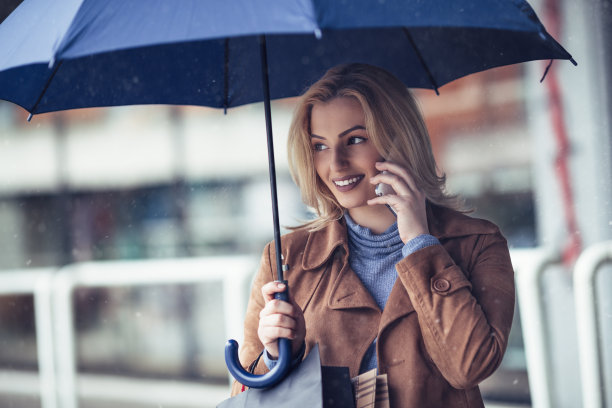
[338,199,368,211]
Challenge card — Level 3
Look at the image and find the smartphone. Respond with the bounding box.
[375,171,396,216]
[375,171,394,197]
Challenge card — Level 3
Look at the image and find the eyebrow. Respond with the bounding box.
[310,125,366,140]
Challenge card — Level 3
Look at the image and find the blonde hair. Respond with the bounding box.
[288,63,457,230]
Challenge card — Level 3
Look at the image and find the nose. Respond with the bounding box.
[330,147,348,171]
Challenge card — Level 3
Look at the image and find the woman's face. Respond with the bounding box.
[310,97,384,211]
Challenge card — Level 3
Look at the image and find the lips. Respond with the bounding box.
[332,175,364,192]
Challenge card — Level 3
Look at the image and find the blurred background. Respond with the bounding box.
[0,0,610,407]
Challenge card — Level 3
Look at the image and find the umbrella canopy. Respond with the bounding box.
[0,0,575,115]
[0,0,575,390]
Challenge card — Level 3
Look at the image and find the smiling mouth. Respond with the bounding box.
[333,175,363,189]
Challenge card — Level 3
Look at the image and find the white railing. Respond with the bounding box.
[0,268,57,408]
[0,256,256,408]
[574,241,612,408]
[0,245,610,408]
[512,248,559,408]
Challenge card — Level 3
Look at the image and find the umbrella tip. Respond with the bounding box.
[570,57,578,66]
[540,59,554,83]
[314,28,322,40]
[27,113,33,122]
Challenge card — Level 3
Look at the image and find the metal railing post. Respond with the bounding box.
[34,272,59,408]
[52,267,78,408]
[513,248,558,408]
[0,269,58,408]
[574,240,612,408]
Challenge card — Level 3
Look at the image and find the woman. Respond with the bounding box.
[231,63,515,407]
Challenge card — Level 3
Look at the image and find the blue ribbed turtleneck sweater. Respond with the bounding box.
[344,213,439,373]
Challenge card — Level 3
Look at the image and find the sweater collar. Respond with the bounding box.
[344,212,403,257]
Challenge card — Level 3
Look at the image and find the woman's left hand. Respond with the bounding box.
[367,161,429,244]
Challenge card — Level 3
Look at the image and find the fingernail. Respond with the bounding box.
[277,283,285,289]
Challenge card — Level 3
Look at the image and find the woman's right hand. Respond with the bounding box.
[257,281,306,359]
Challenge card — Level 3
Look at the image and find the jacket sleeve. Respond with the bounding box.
[230,243,275,396]
[395,230,515,389]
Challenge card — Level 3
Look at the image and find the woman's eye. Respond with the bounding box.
[312,143,328,151]
[348,136,366,145]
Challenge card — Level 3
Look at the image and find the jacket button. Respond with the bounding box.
[433,278,450,292]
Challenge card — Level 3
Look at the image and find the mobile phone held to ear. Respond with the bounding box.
[375,171,394,197]
[375,171,397,216]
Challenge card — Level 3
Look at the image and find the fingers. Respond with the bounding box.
[368,161,429,243]
[258,281,307,358]
[259,283,297,337]
[258,299,298,358]
[367,193,404,208]
[371,161,421,196]
[261,280,287,303]
[259,297,296,320]
[258,319,297,351]
[259,310,297,338]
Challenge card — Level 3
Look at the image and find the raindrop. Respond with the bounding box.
[26,259,32,266]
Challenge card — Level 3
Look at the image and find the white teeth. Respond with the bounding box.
[334,177,360,187]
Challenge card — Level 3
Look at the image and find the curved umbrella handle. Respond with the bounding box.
[225,290,293,389]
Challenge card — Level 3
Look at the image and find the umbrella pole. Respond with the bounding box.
[259,35,287,286]
[223,35,292,389]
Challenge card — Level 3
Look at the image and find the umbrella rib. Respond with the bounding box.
[223,38,229,114]
[27,60,63,121]
[402,28,440,95]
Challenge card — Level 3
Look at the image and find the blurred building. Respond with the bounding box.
[0,0,611,406]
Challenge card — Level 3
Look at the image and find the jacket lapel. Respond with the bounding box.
[328,260,380,311]
[379,278,415,333]
[301,219,379,312]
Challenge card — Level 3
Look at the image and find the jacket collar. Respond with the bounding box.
[301,202,498,270]
[301,217,348,270]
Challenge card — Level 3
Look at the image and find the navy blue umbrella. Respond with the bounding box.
[0,0,575,389]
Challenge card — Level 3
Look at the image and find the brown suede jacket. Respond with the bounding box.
[231,204,515,408]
